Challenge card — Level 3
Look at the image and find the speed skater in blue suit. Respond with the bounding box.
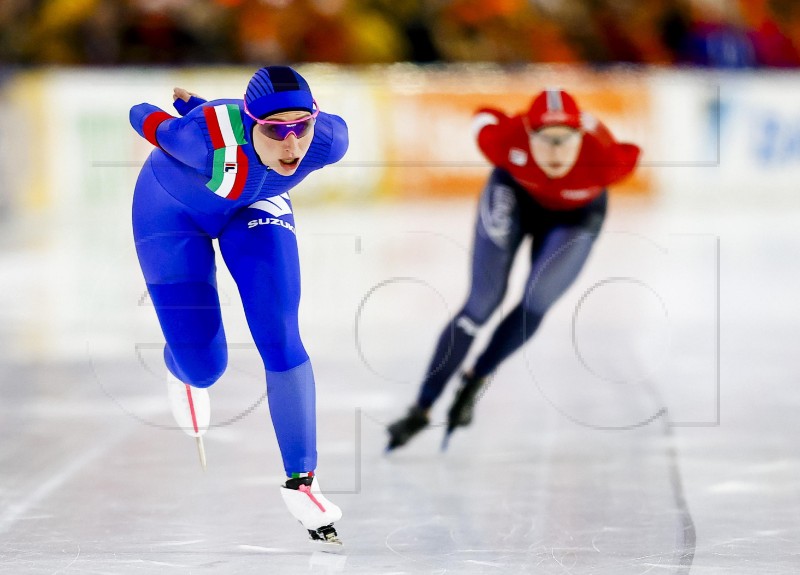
[129,66,346,543]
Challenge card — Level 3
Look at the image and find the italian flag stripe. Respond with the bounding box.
[227,146,248,200]
[213,104,246,147]
[207,145,248,199]
[214,105,236,146]
[207,148,227,194]
[204,106,225,149]
[226,105,247,146]
[205,104,249,199]
[208,146,236,197]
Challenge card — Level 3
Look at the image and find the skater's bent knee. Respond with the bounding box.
[262,347,309,372]
[166,345,227,387]
[188,370,223,388]
[256,328,308,372]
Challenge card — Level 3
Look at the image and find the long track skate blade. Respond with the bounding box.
[385,433,406,453]
[196,436,207,471]
[310,538,345,554]
[308,525,343,553]
[441,426,456,451]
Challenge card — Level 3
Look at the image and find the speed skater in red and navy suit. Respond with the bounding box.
[387,88,641,451]
[130,66,347,511]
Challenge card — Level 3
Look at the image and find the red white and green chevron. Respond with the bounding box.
[204,104,249,200]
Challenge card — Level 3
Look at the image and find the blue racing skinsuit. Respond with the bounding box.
[129,95,348,475]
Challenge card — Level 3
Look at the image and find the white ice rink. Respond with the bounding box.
[0,185,798,574]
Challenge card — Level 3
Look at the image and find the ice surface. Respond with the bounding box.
[0,195,798,574]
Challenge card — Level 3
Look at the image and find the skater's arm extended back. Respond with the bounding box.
[129,102,208,170]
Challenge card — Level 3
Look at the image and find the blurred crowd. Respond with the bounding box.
[1,0,799,67]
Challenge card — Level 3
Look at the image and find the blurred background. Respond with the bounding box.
[2,0,800,67]
[1,0,797,360]
[1,1,799,573]
[2,0,800,214]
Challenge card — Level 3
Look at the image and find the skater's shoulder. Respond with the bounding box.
[186,98,246,123]
[321,112,349,164]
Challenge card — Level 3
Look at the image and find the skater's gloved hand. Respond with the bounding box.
[172,88,205,116]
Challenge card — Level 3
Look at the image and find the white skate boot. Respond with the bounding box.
[166,372,210,469]
[280,475,342,546]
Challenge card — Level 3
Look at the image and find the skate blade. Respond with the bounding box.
[308,525,343,553]
[310,537,344,554]
[441,426,456,451]
[196,436,207,471]
[386,434,410,452]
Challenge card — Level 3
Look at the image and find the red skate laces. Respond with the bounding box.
[298,483,327,513]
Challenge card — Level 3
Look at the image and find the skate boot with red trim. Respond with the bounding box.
[166,372,210,437]
[280,473,343,546]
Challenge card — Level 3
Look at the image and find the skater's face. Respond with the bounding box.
[252,109,315,176]
[529,126,582,178]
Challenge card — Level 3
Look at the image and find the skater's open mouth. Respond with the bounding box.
[279,157,300,167]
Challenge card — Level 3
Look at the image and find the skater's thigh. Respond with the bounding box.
[524,198,606,314]
[132,165,224,347]
[219,196,301,312]
[133,166,217,285]
[218,198,307,371]
[464,169,526,321]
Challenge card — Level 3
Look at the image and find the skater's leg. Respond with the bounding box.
[469,303,542,379]
[415,169,525,409]
[220,199,342,539]
[470,192,607,378]
[219,197,316,475]
[264,361,316,473]
[132,166,228,388]
[445,194,607,437]
[387,170,526,450]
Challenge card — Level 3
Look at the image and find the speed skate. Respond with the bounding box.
[280,475,343,548]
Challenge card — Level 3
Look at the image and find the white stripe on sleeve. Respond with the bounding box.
[214,105,237,147]
[472,112,501,140]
